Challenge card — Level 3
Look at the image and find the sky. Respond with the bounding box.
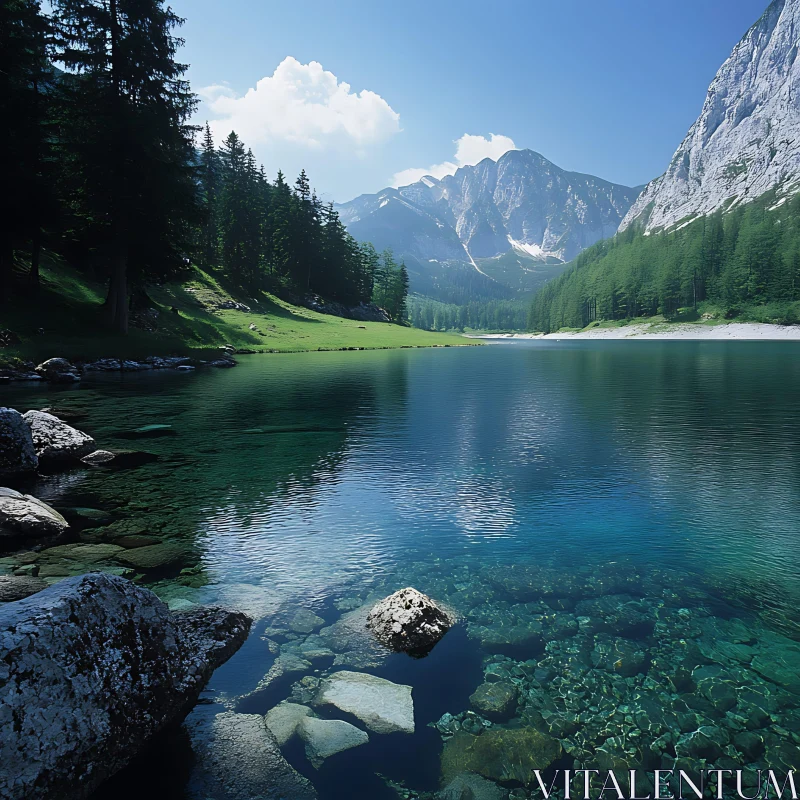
[170,0,771,203]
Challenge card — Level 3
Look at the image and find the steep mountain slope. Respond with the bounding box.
[621,0,800,232]
[338,150,640,301]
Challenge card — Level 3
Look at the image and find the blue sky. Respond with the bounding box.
[171,0,770,203]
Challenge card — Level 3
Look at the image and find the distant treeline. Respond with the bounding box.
[529,193,800,332]
[408,296,528,332]
[1,0,406,332]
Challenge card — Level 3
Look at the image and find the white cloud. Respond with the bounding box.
[201,57,401,151]
[392,133,517,187]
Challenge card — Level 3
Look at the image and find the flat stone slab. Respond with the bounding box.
[115,542,188,570]
[289,607,326,633]
[298,716,369,768]
[185,710,317,799]
[314,670,414,734]
[265,702,313,746]
[0,575,48,602]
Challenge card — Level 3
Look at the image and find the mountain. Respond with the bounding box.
[337,149,641,302]
[621,0,800,233]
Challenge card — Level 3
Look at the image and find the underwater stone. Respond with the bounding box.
[470,682,519,720]
[367,587,453,654]
[185,710,317,799]
[438,773,508,800]
[265,702,313,746]
[0,574,48,601]
[298,716,369,768]
[441,728,561,786]
[289,607,326,634]
[115,541,189,571]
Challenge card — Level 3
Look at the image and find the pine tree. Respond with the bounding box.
[199,123,220,267]
[0,0,54,301]
[51,0,198,333]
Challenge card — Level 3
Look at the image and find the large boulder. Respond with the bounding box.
[23,410,95,464]
[0,407,38,475]
[367,587,453,654]
[0,573,251,800]
[35,357,81,383]
[0,487,69,537]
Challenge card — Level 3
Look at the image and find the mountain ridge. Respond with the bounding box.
[337,149,641,301]
[621,0,800,232]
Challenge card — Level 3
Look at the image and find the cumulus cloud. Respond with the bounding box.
[392,133,517,187]
[201,57,401,151]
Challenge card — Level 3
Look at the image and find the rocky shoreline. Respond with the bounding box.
[0,354,237,385]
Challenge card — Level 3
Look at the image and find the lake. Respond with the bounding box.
[4,340,800,798]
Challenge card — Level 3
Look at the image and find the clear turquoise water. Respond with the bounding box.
[4,341,800,798]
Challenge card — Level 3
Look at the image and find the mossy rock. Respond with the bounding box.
[441,728,561,787]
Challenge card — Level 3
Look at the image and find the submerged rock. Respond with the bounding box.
[438,773,508,800]
[298,716,369,767]
[367,587,453,654]
[0,487,69,537]
[0,573,251,800]
[23,410,95,464]
[469,682,518,720]
[0,574,48,601]
[185,710,317,800]
[81,449,158,469]
[265,702,313,746]
[289,607,326,633]
[315,670,414,734]
[441,728,562,787]
[0,407,38,475]
[115,541,189,571]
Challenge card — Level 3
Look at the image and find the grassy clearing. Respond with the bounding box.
[0,260,468,363]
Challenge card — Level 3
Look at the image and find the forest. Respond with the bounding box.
[408,296,528,332]
[529,193,800,332]
[0,0,409,334]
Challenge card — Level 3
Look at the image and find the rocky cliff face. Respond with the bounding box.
[338,150,640,300]
[621,0,800,232]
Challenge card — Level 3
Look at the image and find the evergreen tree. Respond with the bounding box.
[0,0,54,301]
[199,122,220,267]
[51,0,198,333]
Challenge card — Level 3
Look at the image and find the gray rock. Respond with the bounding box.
[115,541,189,571]
[265,702,313,746]
[0,487,69,537]
[35,358,81,383]
[0,573,251,800]
[314,670,414,734]
[23,410,95,464]
[289,607,326,633]
[367,586,453,653]
[185,710,317,800]
[469,681,519,720]
[0,407,38,475]
[438,773,508,800]
[298,716,369,768]
[0,575,48,602]
[80,449,157,469]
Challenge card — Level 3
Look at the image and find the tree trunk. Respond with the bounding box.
[105,236,129,334]
[29,229,41,294]
[0,235,13,305]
